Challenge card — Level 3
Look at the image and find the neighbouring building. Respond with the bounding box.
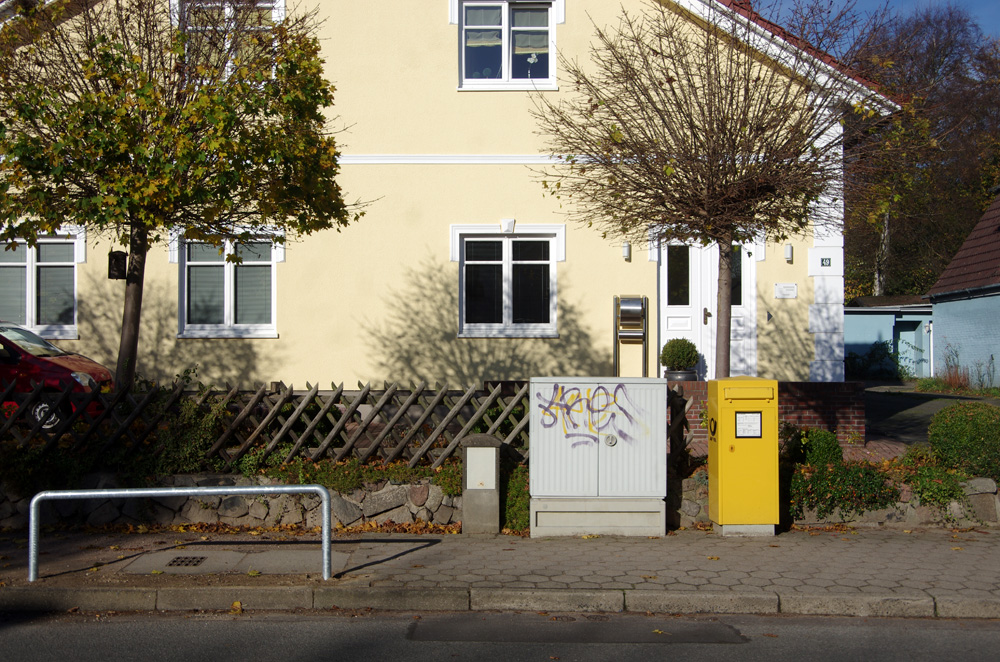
[927,193,1000,387]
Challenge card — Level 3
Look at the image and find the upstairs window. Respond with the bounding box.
[177,0,283,76]
[460,1,556,90]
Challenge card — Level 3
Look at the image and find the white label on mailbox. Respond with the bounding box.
[735,411,762,438]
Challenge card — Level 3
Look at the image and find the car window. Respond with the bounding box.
[0,325,68,358]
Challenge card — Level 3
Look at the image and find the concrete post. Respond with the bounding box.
[461,433,502,535]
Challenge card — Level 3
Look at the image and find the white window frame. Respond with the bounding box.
[171,0,285,27]
[0,228,86,339]
[454,0,561,91]
[171,234,284,339]
[450,224,565,338]
[170,0,285,78]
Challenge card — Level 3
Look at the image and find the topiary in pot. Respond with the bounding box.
[659,338,700,380]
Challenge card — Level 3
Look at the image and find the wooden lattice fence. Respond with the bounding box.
[0,380,531,470]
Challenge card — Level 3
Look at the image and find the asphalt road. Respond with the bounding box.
[2,610,1000,661]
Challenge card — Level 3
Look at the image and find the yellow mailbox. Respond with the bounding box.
[707,377,779,535]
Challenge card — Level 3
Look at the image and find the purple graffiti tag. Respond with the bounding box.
[535,382,648,446]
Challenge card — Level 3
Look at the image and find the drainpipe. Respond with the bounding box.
[925,321,934,378]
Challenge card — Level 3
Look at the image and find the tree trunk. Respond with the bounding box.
[715,238,733,379]
[114,224,150,388]
[873,211,890,296]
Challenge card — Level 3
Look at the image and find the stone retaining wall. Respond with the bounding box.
[0,474,462,531]
[676,468,1000,529]
[7,470,998,533]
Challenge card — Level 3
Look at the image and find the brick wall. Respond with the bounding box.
[669,380,865,446]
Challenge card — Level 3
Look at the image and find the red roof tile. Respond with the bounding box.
[928,195,1000,297]
[711,0,884,95]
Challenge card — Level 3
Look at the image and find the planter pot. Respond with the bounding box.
[664,369,698,381]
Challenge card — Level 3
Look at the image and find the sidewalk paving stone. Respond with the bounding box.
[4,526,1000,618]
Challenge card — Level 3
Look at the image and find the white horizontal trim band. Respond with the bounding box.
[339,154,558,165]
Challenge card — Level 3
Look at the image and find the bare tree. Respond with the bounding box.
[532,0,886,377]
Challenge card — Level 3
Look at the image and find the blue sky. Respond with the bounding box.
[850,0,1000,38]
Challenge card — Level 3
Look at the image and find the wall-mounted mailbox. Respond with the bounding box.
[613,295,649,377]
[108,251,127,280]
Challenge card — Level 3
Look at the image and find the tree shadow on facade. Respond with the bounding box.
[368,259,612,385]
[76,276,273,386]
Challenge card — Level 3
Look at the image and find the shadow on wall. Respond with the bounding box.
[757,296,815,382]
[367,258,613,385]
[76,274,276,386]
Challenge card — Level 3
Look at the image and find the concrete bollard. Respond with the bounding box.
[461,433,502,535]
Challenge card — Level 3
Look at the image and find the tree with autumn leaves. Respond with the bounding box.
[0,0,359,387]
[844,4,1000,297]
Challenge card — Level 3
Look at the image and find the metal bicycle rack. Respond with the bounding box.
[613,295,649,377]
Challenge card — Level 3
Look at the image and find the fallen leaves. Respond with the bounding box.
[229,600,243,615]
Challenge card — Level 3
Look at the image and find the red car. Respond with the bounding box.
[0,322,114,429]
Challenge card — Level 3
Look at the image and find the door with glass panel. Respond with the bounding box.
[658,243,710,378]
[658,242,756,379]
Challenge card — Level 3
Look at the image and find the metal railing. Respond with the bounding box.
[28,485,333,581]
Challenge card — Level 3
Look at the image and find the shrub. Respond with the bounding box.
[433,462,463,497]
[263,457,465,497]
[0,440,95,497]
[801,428,843,467]
[928,402,1000,482]
[908,465,967,512]
[501,463,530,531]
[659,338,700,370]
[790,462,900,519]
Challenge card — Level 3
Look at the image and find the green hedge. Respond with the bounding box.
[928,402,1000,482]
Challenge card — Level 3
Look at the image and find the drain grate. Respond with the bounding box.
[167,556,208,567]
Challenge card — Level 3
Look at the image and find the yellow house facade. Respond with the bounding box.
[2,0,860,387]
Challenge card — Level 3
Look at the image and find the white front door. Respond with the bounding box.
[658,242,757,379]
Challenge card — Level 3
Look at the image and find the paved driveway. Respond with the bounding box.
[852,384,1000,461]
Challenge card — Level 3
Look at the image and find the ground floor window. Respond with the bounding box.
[0,230,85,338]
[176,238,281,338]
[452,225,563,338]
